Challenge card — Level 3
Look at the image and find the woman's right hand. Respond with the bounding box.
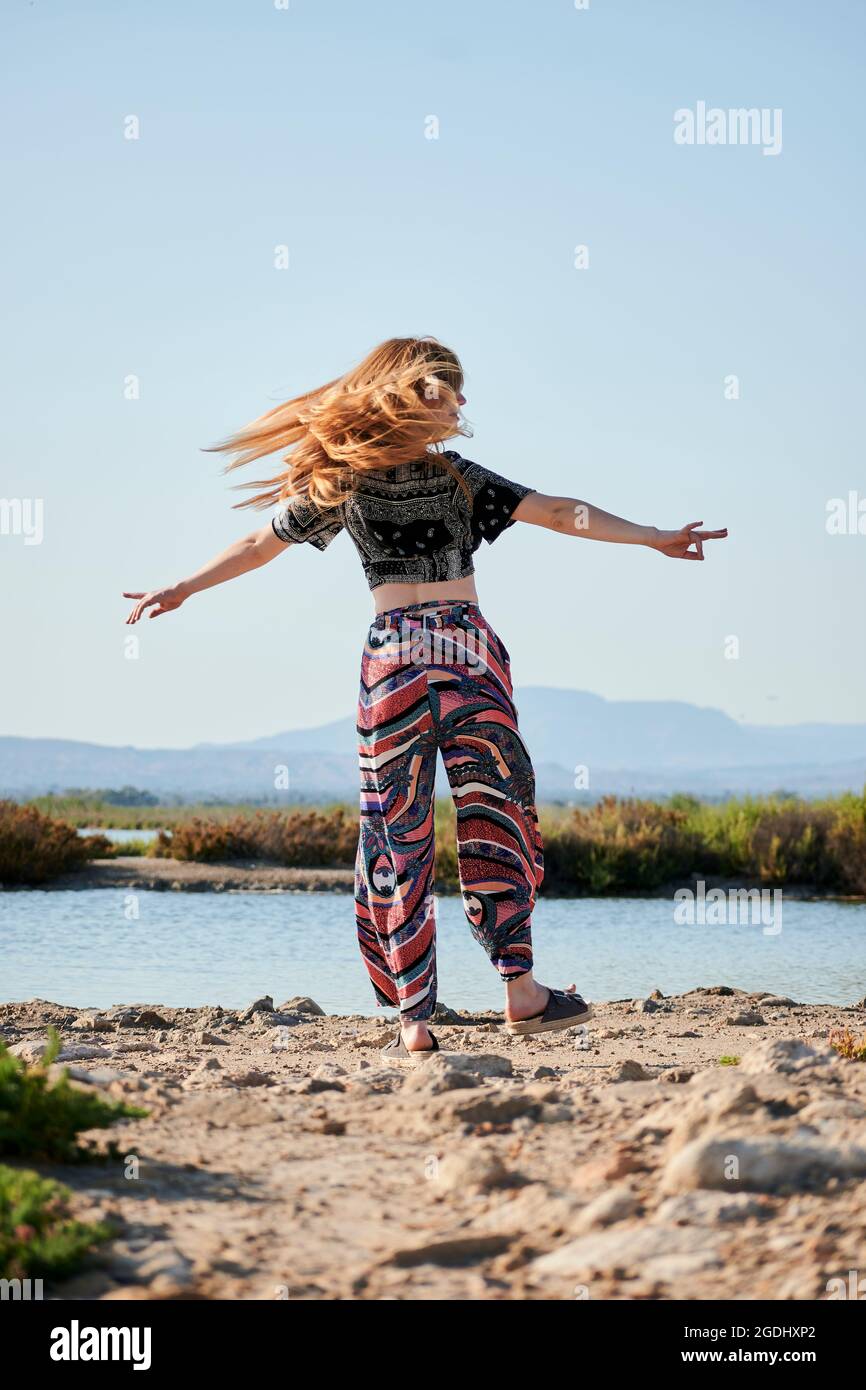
[123,583,188,624]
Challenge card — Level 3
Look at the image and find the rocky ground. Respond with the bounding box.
[3,988,866,1301]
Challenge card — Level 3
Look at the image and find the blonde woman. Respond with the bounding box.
[124,337,727,1059]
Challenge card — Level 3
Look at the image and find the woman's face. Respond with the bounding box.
[422,376,466,432]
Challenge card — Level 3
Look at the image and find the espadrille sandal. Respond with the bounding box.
[380,1029,441,1064]
[505,988,593,1036]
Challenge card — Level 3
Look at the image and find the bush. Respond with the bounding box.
[155,806,358,866]
[0,1164,111,1282]
[0,1030,146,1164]
[541,797,707,894]
[114,789,866,897]
[0,801,111,885]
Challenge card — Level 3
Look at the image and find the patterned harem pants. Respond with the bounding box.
[354,599,544,1022]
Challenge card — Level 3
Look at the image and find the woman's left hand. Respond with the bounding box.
[651,521,728,560]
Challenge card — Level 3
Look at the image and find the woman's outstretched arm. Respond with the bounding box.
[123,522,287,623]
[513,493,727,560]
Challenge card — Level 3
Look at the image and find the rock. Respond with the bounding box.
[431,1002,462,1024]
[614,1059,652,1082]
[572,1186,640,1232]
[109,1008,169,1029]
[8,1041,49,1063]
[227,1069,273,1088]
[387,1234,512,1268]
[9,1040,115,1064]
[726,1011,767,1027]
[239,996,274,1022]
[538,1103,574,1124]
[254,1011,301,1030]
[638,998,662,1014]
[532,1224,723,1282]
[347,1067,405,1095]
[313,1062,347,1080]
[434,1087,543,1128]
[435,1052,513,1079]
[662,1136,866,1194]
[113,1040,158,1054]
[195,1031,229,1046]
[186,1057,223,1083]
[656,1191,767,1225]
[432,1150,514,1193]
[403,1059,483,1095]
[756,995,797,1008]
[532,1066,557,1079]
[738,1039,839,1075]
[48,1064,140,1089]
[297,1075,346,1094]
[129,1009,170,1029]
[667,1082,762,1149]
[277,996,325,1016]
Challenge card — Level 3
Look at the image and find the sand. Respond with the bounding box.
[3,988,866,1302]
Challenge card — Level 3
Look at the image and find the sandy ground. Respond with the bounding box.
[49,857,356,893]
[3,989,866,1302]
[39,856,845,900]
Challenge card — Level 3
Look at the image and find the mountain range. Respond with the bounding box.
[2,688,864,802]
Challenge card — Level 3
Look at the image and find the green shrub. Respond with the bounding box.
[0,801,111,885]
[0,1031,146,1164]
[0,1164,111,1281]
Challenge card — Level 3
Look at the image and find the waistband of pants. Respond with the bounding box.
[371,599,484,631]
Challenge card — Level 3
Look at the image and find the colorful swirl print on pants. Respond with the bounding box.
[354,601,544,1022]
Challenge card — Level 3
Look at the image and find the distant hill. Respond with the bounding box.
[2,687,865,802]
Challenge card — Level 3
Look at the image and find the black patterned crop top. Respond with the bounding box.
[270,450,535,592]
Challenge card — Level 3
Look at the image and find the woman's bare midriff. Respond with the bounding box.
[372,575,480,614]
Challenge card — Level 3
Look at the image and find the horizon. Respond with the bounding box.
[5,682,866,755]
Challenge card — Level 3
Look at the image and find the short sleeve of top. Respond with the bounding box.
[445,452,536,548]
[271,493,344,552]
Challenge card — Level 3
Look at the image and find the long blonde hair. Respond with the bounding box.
[207,336,471,512]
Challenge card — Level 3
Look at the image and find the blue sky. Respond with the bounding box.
[3,0,865,749]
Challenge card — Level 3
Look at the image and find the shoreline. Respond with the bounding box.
[4,856,864,900]
[3,989,865,1301]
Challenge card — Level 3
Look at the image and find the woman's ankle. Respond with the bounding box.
[503,971,548,1021]
[401,1018,433,1048]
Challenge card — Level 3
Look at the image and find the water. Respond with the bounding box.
[1,891,863,1014]
[78,828,160,844]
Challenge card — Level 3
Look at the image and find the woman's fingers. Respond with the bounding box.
[125,592,157,624]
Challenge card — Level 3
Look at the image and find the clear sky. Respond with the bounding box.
[3,0,864,749]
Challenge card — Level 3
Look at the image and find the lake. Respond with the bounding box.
[1,891,863,1014]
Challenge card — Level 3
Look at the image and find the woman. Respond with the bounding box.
[124,337,727,1059]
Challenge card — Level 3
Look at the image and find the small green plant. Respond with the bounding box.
[718,1055,740,1066]
[0,1164,111,1281]
[0,1030,146,1164]
[828,1028,866,1061]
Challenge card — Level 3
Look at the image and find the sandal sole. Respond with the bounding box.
[505,1003,594,1036]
